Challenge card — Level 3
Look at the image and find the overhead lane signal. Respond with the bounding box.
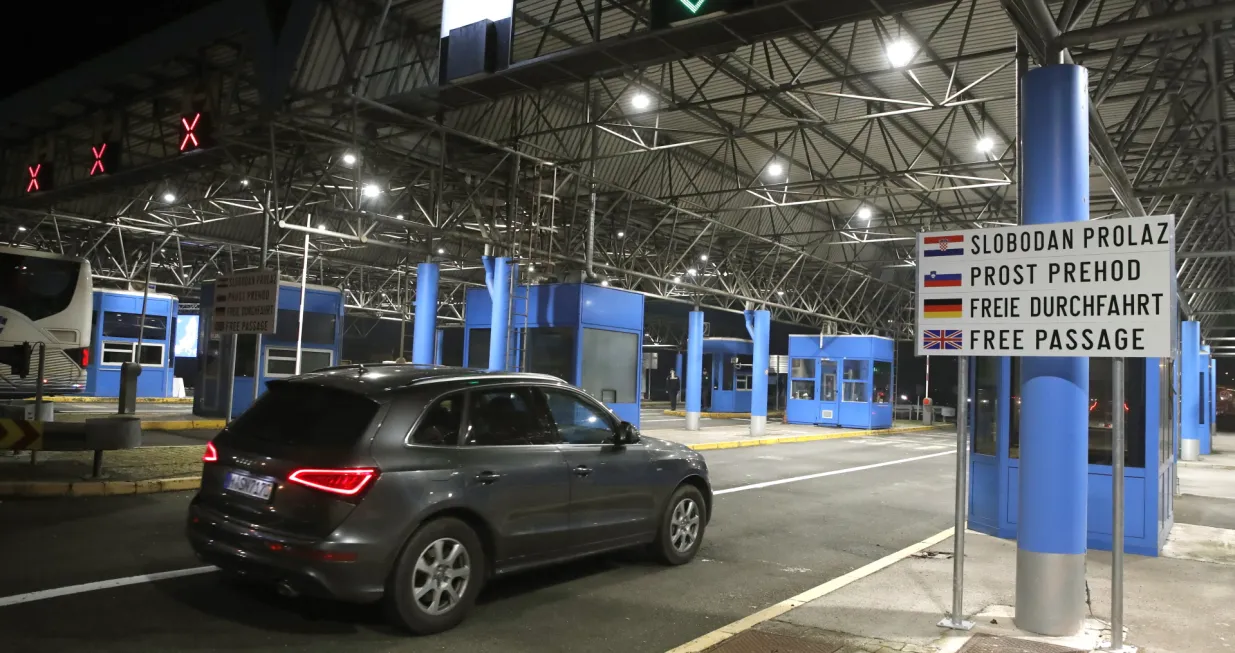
[89,142,121,176]
[25,162,53,193]
[178,111,214,152]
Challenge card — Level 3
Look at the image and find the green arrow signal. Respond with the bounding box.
[678,0,707,13]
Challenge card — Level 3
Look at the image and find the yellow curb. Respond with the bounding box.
[140,419,225,431]
[0,476,200,498]
[684,425,936,451]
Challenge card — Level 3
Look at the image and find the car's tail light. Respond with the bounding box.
[66,347,89,368]
[202,442,218,463]
[287,468,378,496]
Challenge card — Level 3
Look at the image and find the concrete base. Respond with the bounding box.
[84,416,143,450]
[749,414,767,437]
[1181,438,1200,462]
[685,411,700,431]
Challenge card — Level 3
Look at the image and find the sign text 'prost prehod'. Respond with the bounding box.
[915,215,1175,358]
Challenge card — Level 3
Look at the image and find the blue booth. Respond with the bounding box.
[785,335,894,428]
[702,338,754,413]
[967,355,1180,556]
[463,283,644,427]
[194,281,344,419]
[87,290,179,397]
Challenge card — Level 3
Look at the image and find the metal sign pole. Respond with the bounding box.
[223,334,237,425]
[940,355,974,630]
[1108,356,1132,651]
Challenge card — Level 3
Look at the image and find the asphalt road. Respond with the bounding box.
[637,407,752,431]
[0,430,958,653]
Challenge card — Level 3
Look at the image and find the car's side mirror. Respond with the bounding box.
[616,421,641,446]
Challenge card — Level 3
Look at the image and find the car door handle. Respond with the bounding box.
[573,465,592,477]
[475,471,502,484]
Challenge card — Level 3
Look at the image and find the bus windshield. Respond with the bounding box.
[0,252,82,322]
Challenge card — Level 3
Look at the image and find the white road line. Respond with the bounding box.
[714,450,954,495]
[0,566,217,608]
[0,449,955,609]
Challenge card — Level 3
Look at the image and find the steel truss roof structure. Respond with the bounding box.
[1,0,1233,346]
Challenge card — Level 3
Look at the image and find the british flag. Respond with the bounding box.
[922,329,962,351]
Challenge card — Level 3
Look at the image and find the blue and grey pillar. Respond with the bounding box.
[686,311,704,430]
[1015,63,1090,637]
[434,329,444,365]
[744,309,771,435]
[412,262,439,365]
[483,256,514,372]
[1181,321,1201,461]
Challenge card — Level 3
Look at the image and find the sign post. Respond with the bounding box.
[213,269,279,422]
[915,214,1175,637]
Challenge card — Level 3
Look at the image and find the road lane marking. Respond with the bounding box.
[665,528,955,653]
[0,448,956,608]
[714,450,954,495]
[0,566,217,608]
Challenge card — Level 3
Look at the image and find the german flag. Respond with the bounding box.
[923,298,963,319]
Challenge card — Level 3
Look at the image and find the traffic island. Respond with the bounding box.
[0,446,204,497]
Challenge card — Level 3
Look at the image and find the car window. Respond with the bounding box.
[412,395,463,446]
[465,388,557,446]
[543,389,616,445]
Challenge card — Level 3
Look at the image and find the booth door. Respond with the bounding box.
[817,359,839,425]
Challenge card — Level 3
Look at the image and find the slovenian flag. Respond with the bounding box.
[924,271,962,288]
[923,234,964,257]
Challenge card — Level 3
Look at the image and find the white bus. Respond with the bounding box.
[0,246,93,396]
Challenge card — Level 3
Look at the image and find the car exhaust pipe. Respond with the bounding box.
[276,581,299,598]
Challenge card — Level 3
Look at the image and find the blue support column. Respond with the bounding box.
[412,262,439,365]
[675,351,683,384]
[1181,321,1200,460]
[434,329,444,365]
[744,309,771,435]
[1203,345,1213,454]
[1015,64,1090,637]
[686,311,704,430]
[483,256,512,372]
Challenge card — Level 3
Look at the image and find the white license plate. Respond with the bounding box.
[224,471,275,501]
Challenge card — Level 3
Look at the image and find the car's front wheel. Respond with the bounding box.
[653,484,707,565]
[387,517,486,635]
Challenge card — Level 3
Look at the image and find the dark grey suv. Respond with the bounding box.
[187,365,711,634]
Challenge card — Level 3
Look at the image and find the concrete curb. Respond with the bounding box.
[683,425,937,451]
[0,476,201,498]
[0,426,938,497]
[140,419,225,431]
[1178,460,1235,470]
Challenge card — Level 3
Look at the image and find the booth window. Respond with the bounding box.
[580,329,638,403]
[273,310,336,345]
[791,358,814,379]
[842,360,868,402]
[790,358,815,400]
[872,361,891,404]
[265,348,333,377]
[100,342,165,367]
[973,357,999,456]
[526,328,575,382]
[102,311,168,341]
[1009,357,1146,467]
[721,356,735,391]
[467,329,491,369]
[1159,359,1175,465]
[235,335,257,377]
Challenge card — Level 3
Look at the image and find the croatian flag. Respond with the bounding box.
[924,271,962,288]
[923,234,964,257]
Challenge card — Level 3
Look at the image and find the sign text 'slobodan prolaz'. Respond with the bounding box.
[213,269,279,336]
[915,215,1175,358]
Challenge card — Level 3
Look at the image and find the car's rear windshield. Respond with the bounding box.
[229,384,380,448]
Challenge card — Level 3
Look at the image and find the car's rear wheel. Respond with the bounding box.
[652,484,707,565]
[387,518,486,634]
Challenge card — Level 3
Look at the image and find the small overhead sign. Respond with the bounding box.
[213,269,279,335]
[914,215,1175,358]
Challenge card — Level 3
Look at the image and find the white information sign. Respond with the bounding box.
[914,215,1175,358]
[213,269,279,335]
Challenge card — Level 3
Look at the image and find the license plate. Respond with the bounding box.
[224,471,275,501]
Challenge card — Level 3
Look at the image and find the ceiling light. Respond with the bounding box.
[437,248,446,255]
[687,268,698,276]
[632,93,651,110]
[17,226,28,232]
[362,184,381,198]
[617,231,625,238]
[600,280,610,287]
[857,206,873,220]
[395,214,405,220]
[699,254,708,261]
[342,153,357,165]
[976,137,995,153]
[162,192,176,203]
[240,178,249,186]
[777,290,785,296]
[673,276,682,283]
[886,39,915,68]
[767,162,785,177]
